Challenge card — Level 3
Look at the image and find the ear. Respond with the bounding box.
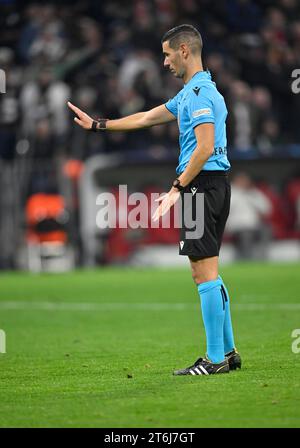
[180,43,189,59]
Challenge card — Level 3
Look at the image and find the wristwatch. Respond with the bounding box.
[172,178,185,191]
[91,118,108,132]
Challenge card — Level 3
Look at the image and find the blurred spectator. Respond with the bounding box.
[227,80,256,151]
[19,66,70,139]
[226,172,272,259]
[30,118,54,159]
[108,22,133,63]
[0,47,21,159]
[118,48,162,96]
[250,87,283,153]
[252,87,272,124]
[18,4,66,64]
[256,118,281,154]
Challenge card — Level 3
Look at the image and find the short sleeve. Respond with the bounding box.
[188,86,215,128]
[165,93,179,118]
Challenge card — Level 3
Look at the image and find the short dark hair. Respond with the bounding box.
[161,24,203,55]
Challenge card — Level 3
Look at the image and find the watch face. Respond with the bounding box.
[173,179,182,190]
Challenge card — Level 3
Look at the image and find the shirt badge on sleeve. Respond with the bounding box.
[192,108,211,118]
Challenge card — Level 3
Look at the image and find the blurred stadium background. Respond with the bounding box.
[1,0,300,272]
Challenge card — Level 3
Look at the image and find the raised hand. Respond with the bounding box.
[67,101,93,130]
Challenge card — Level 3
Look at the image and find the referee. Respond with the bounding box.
[68,24,241,376]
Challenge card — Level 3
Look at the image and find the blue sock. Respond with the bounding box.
[197,278,225,364]
[218,275,235,355]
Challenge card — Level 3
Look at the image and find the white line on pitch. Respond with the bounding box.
[0,301,299,312]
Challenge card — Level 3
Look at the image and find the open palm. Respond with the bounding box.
[152,188,180,222]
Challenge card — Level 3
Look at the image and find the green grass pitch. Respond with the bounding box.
[0,263,300,428]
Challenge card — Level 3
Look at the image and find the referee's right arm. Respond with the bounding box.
[67,102,176,132]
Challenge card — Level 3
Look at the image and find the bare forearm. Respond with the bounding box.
[178,146,213,187]
[106,112,148,131]
[106,105,175,131]
[68,102,175,132]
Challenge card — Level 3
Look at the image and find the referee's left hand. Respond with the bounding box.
[67,101,93,130]
[152,187,180,222]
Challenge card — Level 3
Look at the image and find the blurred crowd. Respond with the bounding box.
[1,0,300,167]
[1,0,300,269]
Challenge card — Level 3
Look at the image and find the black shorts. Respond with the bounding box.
[179,171,231,258]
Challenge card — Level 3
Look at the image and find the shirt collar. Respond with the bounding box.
[185,70,211,86]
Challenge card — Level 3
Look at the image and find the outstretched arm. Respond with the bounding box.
[67,102,176,131]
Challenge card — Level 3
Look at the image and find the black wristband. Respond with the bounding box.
[172,178,185,191]
[98,118,108,130]
[91,120,98,132]
[91,118,108,132]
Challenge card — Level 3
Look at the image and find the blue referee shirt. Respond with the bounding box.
[165,70,230,175]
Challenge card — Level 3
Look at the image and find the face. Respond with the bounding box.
[162,41,185,79]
